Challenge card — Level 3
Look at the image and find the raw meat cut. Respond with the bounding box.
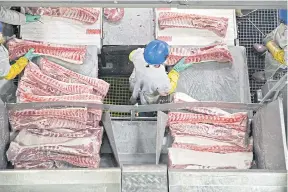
[22,62,96,95]
[173,92,231,116]
[14,129,102,147]
[172,136,253,153]
[165,44,233,65]
[170,123,246,147]
[7,38,87,64]
[14,161,55,169]
[9,108,88,124]
[18,92,102,103]
[12,151,100,168]
[17,80,57,96]
[39,58,109,96]
[168,112,248,128]
[7,138,99,161]
[10,117,88,131]
[25,7,100,25]
[104,8,125,22]
[168,148,252,169]
[158,12,229,37]
[26,127,102,139]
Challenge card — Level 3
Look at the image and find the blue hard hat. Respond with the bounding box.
[279,9,287,25]
[144,40,169,65]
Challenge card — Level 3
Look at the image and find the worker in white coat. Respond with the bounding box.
[129,40,192,105]
[0,7,40,80]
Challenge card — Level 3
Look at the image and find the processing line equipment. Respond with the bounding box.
[0,1,287,192]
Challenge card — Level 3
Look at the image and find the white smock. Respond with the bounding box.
[129,48,171,105]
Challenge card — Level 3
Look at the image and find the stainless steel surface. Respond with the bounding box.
[102,111,121,166]
[6,101,263,113]
[168,170,287,192]
[261,80,278,97]
[177,46,251,104]
[0,169,121,192]
[122,165,168,192]
[112,121,156,164]
[156,112,168,164]
[253,98,287,170]
[103,8,154,45]
[0,0,286,8]
[0,99,9,168]
[260,74,288,104]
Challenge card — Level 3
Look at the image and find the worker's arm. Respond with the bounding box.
[168,57,193,94]
[2,49,39,80]
[130,79,142,104]
[0,7,26,25]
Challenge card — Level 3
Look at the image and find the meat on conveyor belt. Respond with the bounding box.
[158,12,229,37]
[7,38,87,64]
[25,7,100,25]
[165,44,233,65]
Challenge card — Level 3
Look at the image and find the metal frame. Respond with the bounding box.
[0,0,286,8]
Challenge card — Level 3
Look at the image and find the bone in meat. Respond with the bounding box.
[173,92,231,116]
[39,58,110,96]
[25,7,100,25]
[12,150,100,168]
[7,38,87,64]
[23,62,96,95]
[168,148,252,169]
[14,160,55,169]
[9,107,88,124]
[168,112,248,129]
[170,123,246,147]
[26,127,103,139]
[158,12,229,37]
[173,136,253,153]
[10,117,88,131]
[165,44,233,65]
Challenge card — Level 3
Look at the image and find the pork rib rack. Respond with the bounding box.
[7,38,87,65]
[25,7,100,25]
[165,44,233,65]
[158,12,229,38]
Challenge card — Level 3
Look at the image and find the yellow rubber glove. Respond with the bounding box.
[168,69,179,94]
[4,57,28,80]
[129,50,136,62]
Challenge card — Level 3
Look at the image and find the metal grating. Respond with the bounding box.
[237,9,279,102]
[101,76,131,117]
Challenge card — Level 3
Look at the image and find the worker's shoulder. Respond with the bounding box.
[132,48,144,55]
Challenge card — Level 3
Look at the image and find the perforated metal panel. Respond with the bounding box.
[237,9,279,101]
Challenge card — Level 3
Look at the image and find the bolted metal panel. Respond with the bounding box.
[0,169,121,192]
[253,98,287,170]
[122,165,168,192]
[156,111,168,164]
[168,170,287,192]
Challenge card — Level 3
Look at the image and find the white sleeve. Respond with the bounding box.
[0,7,26,25]
[0,45,10,78]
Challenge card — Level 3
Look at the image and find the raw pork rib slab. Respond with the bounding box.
[7,38,87,64]
[170,123,246,147]
[158,12,229,37]
[168,148,252,169]
[25,7,100,25]
[39,58,109,96]
[23,62,95,95]
[172,136,252,153]
[103,8,125,22]
[168,112,248,131]
[165,44,233,65]
[173,92,231,116]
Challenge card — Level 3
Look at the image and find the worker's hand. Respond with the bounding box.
[24,49,40,61]
[25,14,41,23]
[130,96,137,105]
[173,57,193,72]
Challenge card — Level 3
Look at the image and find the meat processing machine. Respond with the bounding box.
[0,1,287,192]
